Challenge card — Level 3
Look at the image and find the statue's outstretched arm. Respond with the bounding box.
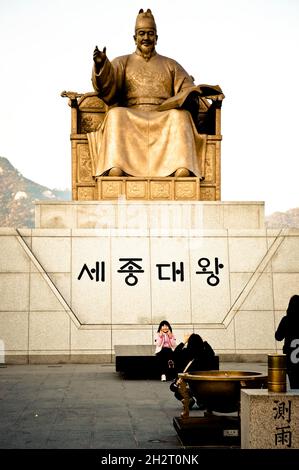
[92,47,119,105]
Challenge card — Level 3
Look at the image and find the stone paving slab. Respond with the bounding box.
[0,362,267,449]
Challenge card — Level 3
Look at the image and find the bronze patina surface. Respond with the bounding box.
[178,370,268,417]
[267,354,287,393]
[62,9,224,201]
[88,9,224,179]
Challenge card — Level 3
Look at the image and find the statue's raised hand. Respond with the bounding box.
[93,46,107,72]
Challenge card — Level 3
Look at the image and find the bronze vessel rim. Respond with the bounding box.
[178,370,267,381]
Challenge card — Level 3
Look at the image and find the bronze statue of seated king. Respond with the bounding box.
[62,9,224,201]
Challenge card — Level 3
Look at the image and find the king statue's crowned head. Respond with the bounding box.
[135,8,157,32]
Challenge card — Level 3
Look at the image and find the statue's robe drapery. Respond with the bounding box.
[87,50,207,177]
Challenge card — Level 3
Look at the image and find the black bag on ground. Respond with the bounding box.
[169,379,179,393]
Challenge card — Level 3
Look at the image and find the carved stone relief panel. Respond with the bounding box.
[101,180,123,199]
[150,181,172,200]
[200,186,216,201]
[77,144,93,183]
[94,178,213,201]
[204,142,216,183]
[174,181,198,200]
[79,112,105,133]
[126,180,147,199]
[77,187,94,200]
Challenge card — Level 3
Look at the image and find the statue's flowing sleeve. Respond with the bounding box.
[172,60,195,95]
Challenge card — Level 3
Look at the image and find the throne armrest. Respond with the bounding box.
[61,91,107,134]
[198,96,223,135]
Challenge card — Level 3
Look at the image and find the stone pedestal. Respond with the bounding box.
[241,389,299,449]
[35,200,265,230]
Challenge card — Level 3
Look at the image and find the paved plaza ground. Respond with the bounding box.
[0,361,267,450]
[2,362,298,468]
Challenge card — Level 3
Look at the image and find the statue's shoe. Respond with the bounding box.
[174,167,190,177]
[108,167,124,176]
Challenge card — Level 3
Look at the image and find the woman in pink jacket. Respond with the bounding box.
[155,320,176,381]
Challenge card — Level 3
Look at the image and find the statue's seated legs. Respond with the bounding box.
[89,106,205,179]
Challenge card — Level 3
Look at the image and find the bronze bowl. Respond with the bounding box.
[178,370,268,413]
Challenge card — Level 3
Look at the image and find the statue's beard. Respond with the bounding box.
[139,44,155,61]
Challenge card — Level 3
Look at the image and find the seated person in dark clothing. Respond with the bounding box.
[170,333,215,408]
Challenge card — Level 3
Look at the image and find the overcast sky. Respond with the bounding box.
[0,0,298,214]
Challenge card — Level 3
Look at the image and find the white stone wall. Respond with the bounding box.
[1,224,298,363]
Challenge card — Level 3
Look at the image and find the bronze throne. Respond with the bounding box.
[62,90,223,202]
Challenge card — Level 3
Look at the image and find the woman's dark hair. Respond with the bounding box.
[157,320,172,332]
[287,295,299,315]
[286,295,299,328]
[186,334,204,357]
